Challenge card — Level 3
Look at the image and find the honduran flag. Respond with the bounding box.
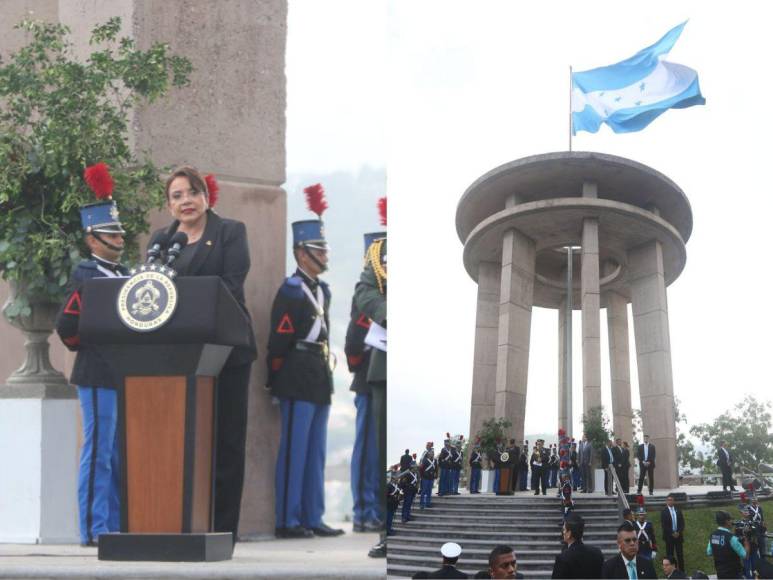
[571,21,705,134]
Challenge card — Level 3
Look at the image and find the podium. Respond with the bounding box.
[78,276,253,561]
[496,466,513,495]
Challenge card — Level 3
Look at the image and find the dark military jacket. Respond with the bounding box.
[344,294,372,394]
[267,269,333,405]
[55,257,129,387]
[354,240,386,384]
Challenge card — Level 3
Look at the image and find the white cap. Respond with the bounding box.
[440,542,462,559]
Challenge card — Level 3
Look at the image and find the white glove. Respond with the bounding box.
[651,552,656,559]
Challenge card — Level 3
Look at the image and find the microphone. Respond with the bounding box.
[165,232,189,267]
[146,231,171,264]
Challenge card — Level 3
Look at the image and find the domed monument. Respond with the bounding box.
[458,151,690,489]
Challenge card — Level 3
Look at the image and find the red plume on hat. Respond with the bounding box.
[84,162,114,200]
[303,183,327,217]
[378,197,387,226]
[740,492,748,502]
[204,174,219,208]
[558,428,566,437]
[637,495,645,506]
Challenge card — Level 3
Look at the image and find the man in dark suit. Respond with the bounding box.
[552,513,604,578]
[636,434,656,495]
[400,449,413,471]
[662,555,688,579]
[660,493,686,572]
[474,545,525,579]
[613,439,626,492]
[602,521,657,579]
[579,434,593,493]
[717,441,737,491]
[601,440,616,495]
[620,441,632,493]
[428,542,469,578]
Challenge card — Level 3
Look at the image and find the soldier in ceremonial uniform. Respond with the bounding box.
[531,441,548,495]
[346,232,384,533]
[56,164,128,547]
[399,462,419,523]
[519,441,529,491]
[506,439,520,493]
[469,443,483,494]
[386,468,401,536]
[438,437,453,496]
[353,219,387,558]
[420,448,437,509]
[268,186,343,539]
[749,495,766,560]
[548,445,559,488]
[450,438,463,495]
[635,506,657,561]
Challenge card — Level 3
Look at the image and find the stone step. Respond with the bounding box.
[388,535,616,549]
[393,520,618,531]
[387,563,553,578]
[389,529,617,542]
[404,512,618,522]
[388,543,619,559]
[388,553,558,575]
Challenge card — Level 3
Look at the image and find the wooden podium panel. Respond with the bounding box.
[497,467,513,495]
[123,376,215,534]
[125,377,186,532]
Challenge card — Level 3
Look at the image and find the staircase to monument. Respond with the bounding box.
[386,494,620,578]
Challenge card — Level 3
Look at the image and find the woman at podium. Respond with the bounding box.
[154,165,257,544]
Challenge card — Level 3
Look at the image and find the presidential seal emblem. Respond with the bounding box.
[117,264,178,332]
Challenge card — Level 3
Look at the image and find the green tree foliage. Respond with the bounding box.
[581,406,612,454]
[474,417,512,468]
[690,395,773,470]
[0,18,192,316]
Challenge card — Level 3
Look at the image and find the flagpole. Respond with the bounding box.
[569,65,573,152]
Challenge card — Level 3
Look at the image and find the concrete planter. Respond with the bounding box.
[481,469,496,493]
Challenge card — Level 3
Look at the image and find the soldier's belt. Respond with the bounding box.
[294,341,328,356]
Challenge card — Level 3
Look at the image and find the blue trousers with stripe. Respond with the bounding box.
[469,465,481,492]
[77,386,121,544]
[419,478,433,508]
[350,393,380,525]
[275,398,329,529]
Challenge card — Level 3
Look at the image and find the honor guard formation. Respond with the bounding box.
[392,429,771,579]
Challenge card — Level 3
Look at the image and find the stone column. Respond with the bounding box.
[469,261,500,442]
[628,240,678,490]
[557,297,569,433]
[581,217,602,413]
[495,228,535,444]
[606,289,633,451]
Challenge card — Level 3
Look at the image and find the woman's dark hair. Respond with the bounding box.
[164,166,209,201]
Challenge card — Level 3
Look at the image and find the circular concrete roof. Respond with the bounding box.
[456,151,693,244]
[462,198,687,309]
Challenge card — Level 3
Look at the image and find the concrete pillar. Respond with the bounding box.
[628,240,678,490]
[557,297,570,433]
[469,261,500,442]
[581,218,602,413]
[606,290,634,447]
[495,229,535,444]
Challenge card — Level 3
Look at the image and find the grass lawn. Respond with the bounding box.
[644,498,771,577]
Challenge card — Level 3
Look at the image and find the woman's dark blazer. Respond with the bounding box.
[153,209,257,367]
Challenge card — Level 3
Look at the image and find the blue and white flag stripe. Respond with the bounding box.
[572,21,705,134]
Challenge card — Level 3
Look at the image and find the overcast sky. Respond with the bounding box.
[387,2,773,462]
